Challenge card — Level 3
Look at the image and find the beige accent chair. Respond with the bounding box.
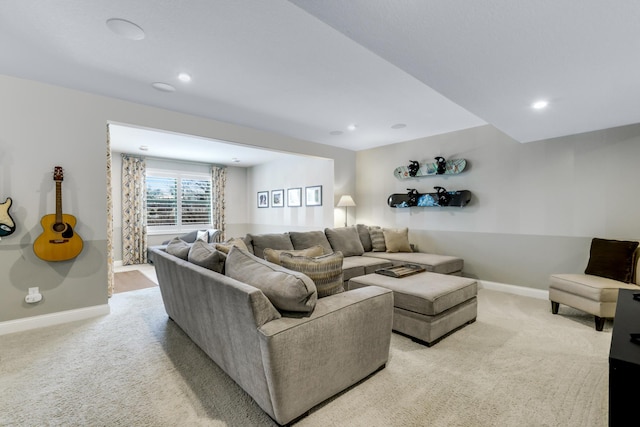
[549,239,640,331]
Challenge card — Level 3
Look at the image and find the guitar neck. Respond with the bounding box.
[55,181,63,224]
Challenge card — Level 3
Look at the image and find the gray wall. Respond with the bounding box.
[356,124,640,290]
[0,74,355,323]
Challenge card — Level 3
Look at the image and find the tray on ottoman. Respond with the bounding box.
[375,264,425,278]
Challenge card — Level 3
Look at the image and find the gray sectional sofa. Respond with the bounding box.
[148,224,464,425]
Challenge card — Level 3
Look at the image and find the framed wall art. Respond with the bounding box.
[305,185,322,206]
[257,191,269,208]
[287,187,302,207]
[271,189,284,207]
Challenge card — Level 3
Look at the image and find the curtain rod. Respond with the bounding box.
[119,152,227,168]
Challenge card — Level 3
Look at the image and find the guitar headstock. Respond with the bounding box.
[53,166,64,182]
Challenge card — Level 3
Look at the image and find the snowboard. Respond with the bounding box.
[394,157,466,179]
[387,187,471,208]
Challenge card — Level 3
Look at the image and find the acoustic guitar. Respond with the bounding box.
[0,197,16,237]
[34,166,83,261]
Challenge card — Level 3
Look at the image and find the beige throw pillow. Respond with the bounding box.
[215,237,249,254]
[263,245,325,265]
[280,252,344,298]
[383,227,412,253]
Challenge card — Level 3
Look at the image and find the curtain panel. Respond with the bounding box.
[211,166,226,242]
[121,154,147,265]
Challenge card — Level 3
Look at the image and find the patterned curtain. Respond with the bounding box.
[121,154,147,265]
[106,125,114,297]
[211,166,226,242]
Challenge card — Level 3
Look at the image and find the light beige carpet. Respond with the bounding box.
[0,287,611,426]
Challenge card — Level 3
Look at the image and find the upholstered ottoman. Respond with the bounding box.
[348,272,477,346]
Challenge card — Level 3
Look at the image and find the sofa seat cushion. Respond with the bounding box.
[246,233,294,259]
[225,246,317,313]
[280,252,344,298]
[363,252,463,274]
[343,256,393,277]
[289,231,333,254]
[550,273,640,303]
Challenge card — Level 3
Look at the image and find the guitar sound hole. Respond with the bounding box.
[53,223,66,233]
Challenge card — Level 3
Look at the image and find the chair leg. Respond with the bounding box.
[551,301,559,314]
[594,316,605,331]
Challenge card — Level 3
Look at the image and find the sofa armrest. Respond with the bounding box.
[257,286,393,424]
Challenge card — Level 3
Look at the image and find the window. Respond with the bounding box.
[146,169,212,233]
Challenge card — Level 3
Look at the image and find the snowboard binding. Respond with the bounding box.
[434,157,447,175]
[408,160,420,177]
[434,186,451,206]
[406,188,419,206]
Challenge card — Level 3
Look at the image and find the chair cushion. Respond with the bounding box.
[225,247,317,313]
[550,273,640,302]
[584,238,639,283]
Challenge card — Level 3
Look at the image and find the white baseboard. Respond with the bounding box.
[0,304,110,336]
[478,280,549,300]
[114,260,123,267]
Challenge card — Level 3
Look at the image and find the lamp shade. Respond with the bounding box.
[336,195,356,207]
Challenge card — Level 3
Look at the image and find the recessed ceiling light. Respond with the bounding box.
[151,82,176,92]
[232,157,240,163]
[106,18,145,40]
[391,123,407,129]
[329,130,343,136]
[178,72,191,83]
[139,145,149,151]
[532,100,549,110]
[347,124,358,131]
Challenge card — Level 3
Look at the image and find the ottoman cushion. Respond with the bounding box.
[362,252,463,275]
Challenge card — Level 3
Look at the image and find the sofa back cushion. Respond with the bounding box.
[280,252,344,298]
[324,226,365,257]
[225,246,317,313]
[289,230,333,254]
[263,245,325,265]
[356,224,373,252]
[585,238,639,283]
[246,233,294,259]
[188,241,226,273]
[166,237,192,260]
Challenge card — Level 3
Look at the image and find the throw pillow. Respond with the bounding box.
[383,227,413,253]
[263,245,325,265]
[324,226,365,257]
[289,230,333,254]
[280,252,344,298]
[584,238,639,283]
[247,233,294,259]
[357,224,373,252]
[225,246,317,313]
[369,226,386,252]
[188,240,226,273]
[215,237,249,254]
[165,237,191,260]
[196,230,209,242]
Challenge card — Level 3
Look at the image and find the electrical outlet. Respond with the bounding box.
[25,287,42,304]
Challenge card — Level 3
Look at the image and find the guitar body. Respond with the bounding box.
[0,197,16,237]
[34,213,83,261]
[33,166,83,261]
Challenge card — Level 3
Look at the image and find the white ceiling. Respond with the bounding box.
[2,1,639,165]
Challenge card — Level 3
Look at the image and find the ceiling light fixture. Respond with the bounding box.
[151,82,176,92]
[106,18,145,40]
[391,123,407,129]
[532,100,549,110]
[347,124,358,131]
[178,72,191,83]
[329,130,343,136]
[139,145,149,151]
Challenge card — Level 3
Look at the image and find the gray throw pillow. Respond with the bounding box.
[357,224,373,252]
[188,241,226,273]
[369,226,386,252]
[225,246,317,313]
[246,233,294,259]
[165,237,191,260]
[325,226,365,257]
[289,230,333,254]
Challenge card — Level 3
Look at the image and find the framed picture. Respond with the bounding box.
[271,189,284,207]
[287,187,302,207]
[305,185,322,206]
[257,191,269,208]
